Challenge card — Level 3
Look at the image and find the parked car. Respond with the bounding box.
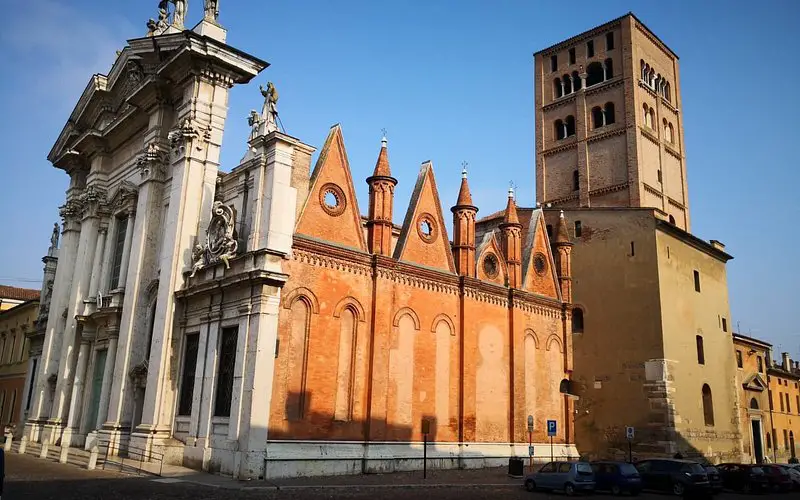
[591,461,642,495]
[703,465,723,493]
[524,461,595,496]
[634,458,712,496]
[776,465,800,490]
[716,463,769,493]
[760,464,793,492]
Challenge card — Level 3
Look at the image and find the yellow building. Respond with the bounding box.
[0,285,39,312]
[733,333,800,463]
[0,295,39,429]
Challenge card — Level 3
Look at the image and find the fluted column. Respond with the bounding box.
[98,217,117,295]
[87,226,108,300]
[116,212,135,290]
[62,332,92,444]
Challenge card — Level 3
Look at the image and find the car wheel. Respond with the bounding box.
[611,484,621,495]
[742,483,751,494]
[524,479,536,492]
[672,482,685,496]
[564,483,575,496]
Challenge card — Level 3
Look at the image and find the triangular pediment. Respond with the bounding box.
[393,161,455,273]
[476,231,507,285]
[295,125,367,252]
[743,373,767,392]
[521,209,560,300]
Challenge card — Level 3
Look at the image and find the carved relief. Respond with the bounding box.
[168,118,211,157]
[189,201,238,277]
[137,142,168,180]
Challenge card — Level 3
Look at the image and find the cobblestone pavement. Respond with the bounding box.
[3,452,785,500]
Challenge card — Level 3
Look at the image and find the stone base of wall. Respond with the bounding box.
[181,440,580,480]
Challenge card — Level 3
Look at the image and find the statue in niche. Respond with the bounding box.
[204,0,219,21]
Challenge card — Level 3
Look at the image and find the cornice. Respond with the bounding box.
[587,125,626,144]
[643,183,662,198]
[543,192,580,205]
[664,142,682,160]
[511,289,564,318]
[590,182,629,198]
[585,77,624,96]
[640,126,660,146]
[537,19,622,57]
[667,197,685,210]
[542,93,576,112]
[542,140,578,157]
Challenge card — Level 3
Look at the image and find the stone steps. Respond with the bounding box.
[8,439,161,475]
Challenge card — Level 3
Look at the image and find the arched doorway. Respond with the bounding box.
[750,398,764,464]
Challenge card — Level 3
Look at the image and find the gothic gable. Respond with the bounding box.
[393,161,455,273]
[476,231,507,285]
[521,210,560,300]
[295,125,367,252]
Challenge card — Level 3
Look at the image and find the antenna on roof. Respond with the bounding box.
[461,161,468,178]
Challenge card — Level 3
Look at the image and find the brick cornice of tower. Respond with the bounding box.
[365,174,398,186]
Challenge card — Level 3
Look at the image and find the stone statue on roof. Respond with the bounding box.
[50,223,60,250]
[260,82,279,133]
[172,0,187,29]
[204,0,220,21]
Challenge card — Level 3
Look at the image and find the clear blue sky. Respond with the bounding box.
[0,1,797,357]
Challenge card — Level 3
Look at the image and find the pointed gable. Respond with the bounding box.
[476,231,507,285]
[295,125,367,252]
[521,210,561,300]
[393,161,456,273]
[743,374,768,392]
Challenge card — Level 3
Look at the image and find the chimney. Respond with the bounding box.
[782,352,791,371]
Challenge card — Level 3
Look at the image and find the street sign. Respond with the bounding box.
[527,415,534,433]
[547,419,557,437]
[626,426,635,440]
[529,445,535,457]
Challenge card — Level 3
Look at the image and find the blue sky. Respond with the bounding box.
[0,1,797,357]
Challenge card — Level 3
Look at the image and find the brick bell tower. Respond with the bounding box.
[366,134,397,256]
[451,167,478,277]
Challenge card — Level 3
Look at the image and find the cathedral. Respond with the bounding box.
[22,2,577,479]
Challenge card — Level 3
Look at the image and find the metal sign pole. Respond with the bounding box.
[423,432,427,479]
[550,436,553,462]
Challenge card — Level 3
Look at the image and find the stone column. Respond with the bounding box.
[62,331,92,446]
[96,334,118,428]
[196,316,221,443]
[52,211,100,424]
[115,212,135,290]
[87,227,108,300]
[27,212,80,429]
[98,217,117,294]
[237,292,283,479]
[227,305,252,442]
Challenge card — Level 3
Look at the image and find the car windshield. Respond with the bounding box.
[684,463,706,474]
[705,466,718,473]
[750,467,764,474]
[576,463,593,475]
[617,463,638,476]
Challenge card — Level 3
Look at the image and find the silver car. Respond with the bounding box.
[524,461,596,496]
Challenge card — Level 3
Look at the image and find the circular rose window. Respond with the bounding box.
[416,213,437,243]
[319,183,346,216]
[483,254,499,278]
[534,252,548,276]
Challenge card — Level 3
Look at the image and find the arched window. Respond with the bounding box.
[586,62,604,87]
[649,108,655,129]
[665,82,672,102]
[649,69,656,88]
[559,379,572,394]
[750,398,759,410]
[572,308,584,333]
[668,123,675,143]
[643,105,651,128]
[573,170,580,191]
[554,78,562,99]
[565,115,576,137]
[334,306,357,421]
[702,384,714,426]
[563,74,572,94]
[555,119,565,140]
[591,106,604,129]
[572,71,581,91]
[668,215,676,225]
[604,58,614,80]
[640,60,647,80]
[604,102,615,125]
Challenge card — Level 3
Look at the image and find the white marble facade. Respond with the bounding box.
[23,6,317,479]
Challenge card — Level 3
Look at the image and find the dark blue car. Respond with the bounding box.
[591,461,642,496]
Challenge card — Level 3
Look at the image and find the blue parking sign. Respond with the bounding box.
[547,419,557,437]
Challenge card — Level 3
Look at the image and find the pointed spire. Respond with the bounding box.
[503,185,520,225]
[555,209,571,244]
[372,131,392,177]
[456,163,474,206]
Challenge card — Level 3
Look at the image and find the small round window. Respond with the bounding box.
[534,252,548,276]
[416,213,437,243]
[319,183,346,216]
[483,254,499,278]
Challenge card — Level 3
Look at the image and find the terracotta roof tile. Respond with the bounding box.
[372,139,392,177]
[455,176,473,206]
[0,285,40,302]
